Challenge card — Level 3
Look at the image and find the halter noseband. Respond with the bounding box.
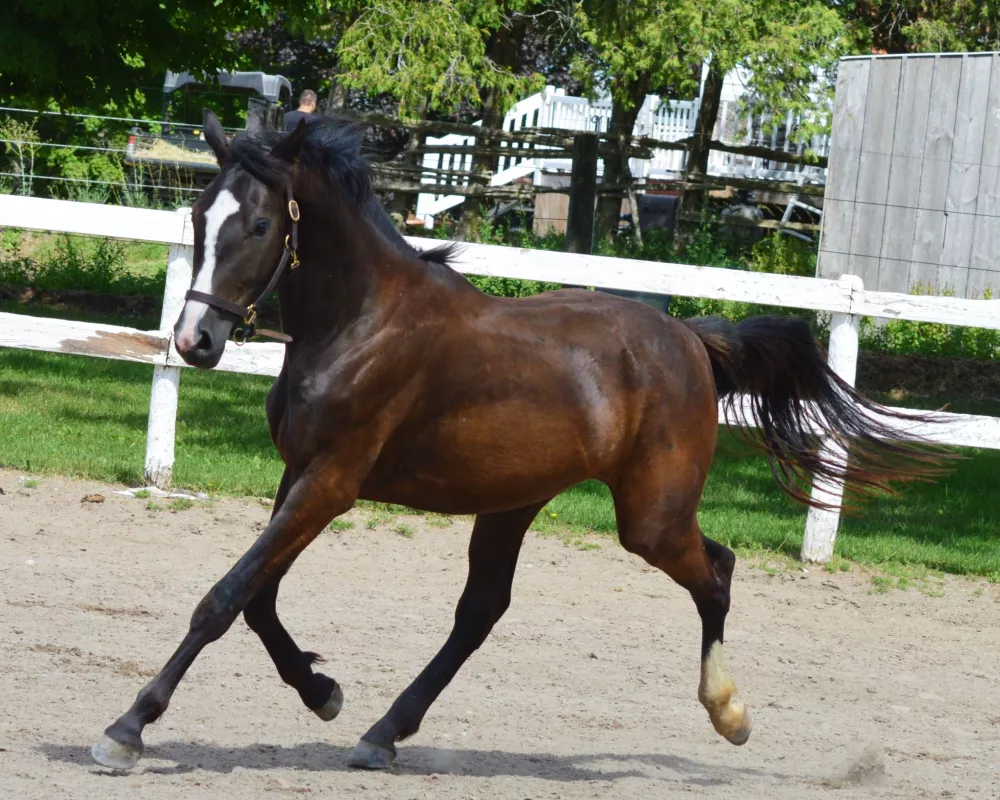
[185,184,300,345]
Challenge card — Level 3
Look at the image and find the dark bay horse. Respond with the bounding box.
[92,111,940,771]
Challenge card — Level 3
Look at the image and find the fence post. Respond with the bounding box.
[801,274,863,563]
[566,131,598,254]
[144,208,193,488]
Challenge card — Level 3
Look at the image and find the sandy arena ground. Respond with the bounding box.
[0,467,998,799]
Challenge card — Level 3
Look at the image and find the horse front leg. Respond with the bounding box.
[91,462,356,770]
[350,501,547,769]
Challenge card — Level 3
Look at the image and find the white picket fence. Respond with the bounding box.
[1,194,999,562]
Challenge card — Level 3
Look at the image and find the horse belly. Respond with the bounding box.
[362,398,620,515]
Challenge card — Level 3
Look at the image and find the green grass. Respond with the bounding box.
[538,444,1000,579]
[0,349,284,493]
[0,349,998,579]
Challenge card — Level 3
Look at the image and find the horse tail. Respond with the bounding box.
[682,315,948,508]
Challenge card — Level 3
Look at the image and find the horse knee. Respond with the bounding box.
[190,585,241,643]
[454,591,510,649]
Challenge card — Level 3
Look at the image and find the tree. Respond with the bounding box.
[0,1,271,109]
[574,0,846,240]
[235,13,339,103]
[574,1,705,240]
[683,0,846,215]
[834,1,1000,53]
[327,0,579,235]
[330,0,550,118]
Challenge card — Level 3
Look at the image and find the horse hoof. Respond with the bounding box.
[723,706,753,746]
[311,681,344,722]
[91,733,142,770]
[348,738,395,770]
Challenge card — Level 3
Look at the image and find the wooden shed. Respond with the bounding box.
[818,52,1000,298]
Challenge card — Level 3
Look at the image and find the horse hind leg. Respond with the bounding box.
[692,535,751,744]
[613,470,752,746]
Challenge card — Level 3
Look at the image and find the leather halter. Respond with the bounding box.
[185,184,300,345]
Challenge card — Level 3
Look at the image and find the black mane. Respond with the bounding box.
[229,119,457,268]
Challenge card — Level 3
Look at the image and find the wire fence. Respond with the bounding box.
[0,106,243,132]
[0,138,129,154]
[0,105,820,264]
[0,108,208,209]
[0,172,203,194]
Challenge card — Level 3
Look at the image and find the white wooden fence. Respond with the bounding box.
[2,194,999,562]
[416,85,830,222]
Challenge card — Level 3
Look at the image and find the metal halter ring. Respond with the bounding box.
[233,305,258,346]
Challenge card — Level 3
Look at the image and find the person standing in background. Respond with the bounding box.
[284,90,319,131]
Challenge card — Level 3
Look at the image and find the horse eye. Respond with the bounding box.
[253,220,270,237]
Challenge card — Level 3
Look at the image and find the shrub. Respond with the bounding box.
[0,231,166,296]
[860,287,998,361]
[749,234,816,277]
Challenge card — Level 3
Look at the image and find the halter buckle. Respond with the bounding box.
[285,234,300,269]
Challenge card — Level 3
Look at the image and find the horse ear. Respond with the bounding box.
[271,118,308,163]
[202,109,229,164]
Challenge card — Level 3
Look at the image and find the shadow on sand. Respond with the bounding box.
[39,740,793,787]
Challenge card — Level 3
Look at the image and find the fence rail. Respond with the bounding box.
[1,194,998,563]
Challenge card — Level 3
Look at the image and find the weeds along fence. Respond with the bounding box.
[1,194,999,563]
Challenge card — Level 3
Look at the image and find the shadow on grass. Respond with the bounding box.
[0,299,160,330]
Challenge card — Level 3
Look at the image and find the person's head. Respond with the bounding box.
[298,90,317,113]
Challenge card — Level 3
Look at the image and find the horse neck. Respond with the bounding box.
[275,188,410,344]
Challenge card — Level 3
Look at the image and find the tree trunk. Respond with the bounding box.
[328,74,348,112]
[457,89,504,240]
[457,16,528,241]
[594,76,649,244]
[389,99,428,223]
[566,132,599,254]
[680,62,724,218]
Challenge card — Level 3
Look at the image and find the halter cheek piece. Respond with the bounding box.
[184,184,300,345]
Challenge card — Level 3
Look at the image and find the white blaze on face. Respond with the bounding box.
[174,188,242,351]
